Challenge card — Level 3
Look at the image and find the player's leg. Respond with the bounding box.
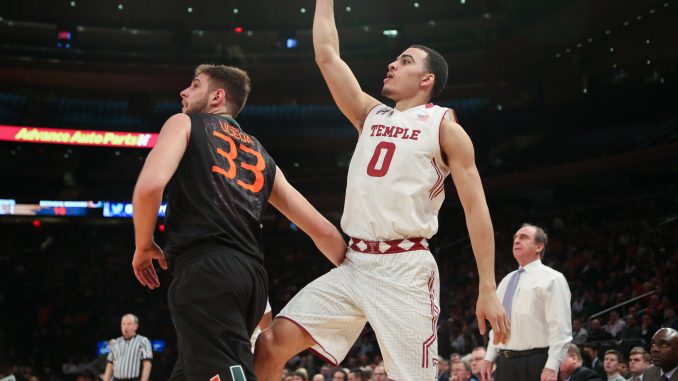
[255,260,367,381]
[254,318,315,381]
[168,252,265,381]
[362,250,440,381]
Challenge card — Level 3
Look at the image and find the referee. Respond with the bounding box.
[103,314,153,381]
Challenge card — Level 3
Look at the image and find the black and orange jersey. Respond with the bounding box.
[164,113,276,265]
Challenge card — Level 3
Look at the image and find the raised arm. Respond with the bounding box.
[440,119,510,345]
[314,0,379,131]
[268,166,346,266]
[132,113,190,289]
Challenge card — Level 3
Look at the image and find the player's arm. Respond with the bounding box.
[441,119,510,345]
[314,0,379,131]
[268,166,346,266]
[132,113,190,288]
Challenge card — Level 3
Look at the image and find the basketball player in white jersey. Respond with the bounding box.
[254,1,510,380]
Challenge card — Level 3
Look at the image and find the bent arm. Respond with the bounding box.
[133,113,190,249]
[314,0,379,130]
[268,167,346,266]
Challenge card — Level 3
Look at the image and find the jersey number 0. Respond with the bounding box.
[366,141,396,177]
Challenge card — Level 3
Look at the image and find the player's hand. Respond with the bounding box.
[476,289,510,344]
[540,368,557,381]
[132,242,167,289]
[480,360,494,381]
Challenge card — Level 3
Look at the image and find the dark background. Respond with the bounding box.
[0,0,677,379]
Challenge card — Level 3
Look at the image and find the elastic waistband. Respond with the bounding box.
[348,237,429,254]
[499,347,549,359]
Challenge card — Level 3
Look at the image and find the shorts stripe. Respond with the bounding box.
[421,271,439,368]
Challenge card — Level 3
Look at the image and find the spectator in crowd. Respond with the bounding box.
[626,346,651,381]
[662,306,678,330]
[312,374,324,381]
[470,346,486,381]
[620,315,642,341]
[589,319,614,342]
[559,344,603,381]
[332,369,348,381]
[643,328,678,381]
[372,365,387,381]
[583,344,606,379]
[574,319,590,345]
[438,359,450,381]
[291,370,308,381]
[641,315,660,349]
[451,360,472,381]
[604,349,626,381]
[606,312,627,339]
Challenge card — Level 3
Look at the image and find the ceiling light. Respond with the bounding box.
[233,8,239,14]
[117,4,123,10]
[70,1,76,7]
[300,7,306,13]
[414,2,420,8]
[187,7,193,13]
[345,6,351,12]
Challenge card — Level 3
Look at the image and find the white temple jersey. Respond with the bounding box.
[341,103,454,241]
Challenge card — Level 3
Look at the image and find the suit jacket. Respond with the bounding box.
[643,366,678,381]
[569,366,604,381]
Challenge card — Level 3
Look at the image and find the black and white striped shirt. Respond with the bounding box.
[107,335,153,379]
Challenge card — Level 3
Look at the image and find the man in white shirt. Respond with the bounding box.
[605,311,627,339]
[480,223,572,381]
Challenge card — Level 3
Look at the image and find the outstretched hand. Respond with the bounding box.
[132,242,167,290]
[476,290,511,345]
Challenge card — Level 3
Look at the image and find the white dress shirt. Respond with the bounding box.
[485,259,572,371]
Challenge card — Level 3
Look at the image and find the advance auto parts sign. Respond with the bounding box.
[0,125,158,148]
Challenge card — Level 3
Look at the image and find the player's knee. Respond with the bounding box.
[254,329,279,359]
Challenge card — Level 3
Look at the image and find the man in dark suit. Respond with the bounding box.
[643,328,678,381]
[560,344,603,381]
[583,343,605,379]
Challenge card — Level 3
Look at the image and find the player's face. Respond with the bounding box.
[382,47,432,101]
[180,73,211,114]
[512,226,543,265]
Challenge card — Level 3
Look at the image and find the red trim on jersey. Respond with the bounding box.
[360,103,384,133]
[421,271,440,368]
[429,158,445,200]
[438,108,453,165]
[449,108,458,123]
[276,316,339,366]
[210,375,221,381]
[425,103,434,108]
[349,237,429,254]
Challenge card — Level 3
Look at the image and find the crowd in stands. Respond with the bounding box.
[0,182,675,380]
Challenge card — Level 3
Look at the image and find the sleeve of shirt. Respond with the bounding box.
[141,337,153,360]
[106,350,113,363]
[544,273,572,371]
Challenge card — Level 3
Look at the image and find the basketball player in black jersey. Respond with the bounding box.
[132,64,346,381]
